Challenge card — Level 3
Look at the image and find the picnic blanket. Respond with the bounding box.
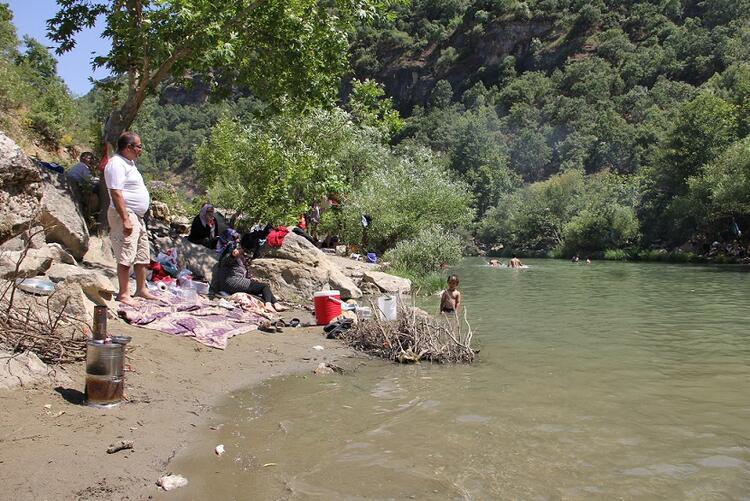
[118,291,271,349]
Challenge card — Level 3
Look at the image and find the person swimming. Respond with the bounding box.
[508,254,523,269]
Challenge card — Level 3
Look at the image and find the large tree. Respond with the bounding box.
[47,0,395,150]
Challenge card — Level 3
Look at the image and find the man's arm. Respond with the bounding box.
[110,189,133,236]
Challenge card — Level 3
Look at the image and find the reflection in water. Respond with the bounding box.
[169,259,750,499]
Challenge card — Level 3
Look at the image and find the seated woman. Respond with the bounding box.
[210,238,287,312]
[188,203,225,248]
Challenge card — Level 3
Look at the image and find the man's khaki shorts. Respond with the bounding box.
[108,207,150,266]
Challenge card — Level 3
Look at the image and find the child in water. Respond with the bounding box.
[440,274,461,314]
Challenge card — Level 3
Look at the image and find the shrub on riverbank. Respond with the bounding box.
[323,145,474,253]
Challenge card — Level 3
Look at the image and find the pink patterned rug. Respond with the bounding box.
[117,291,271,349]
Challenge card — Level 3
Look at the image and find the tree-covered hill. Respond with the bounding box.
[349,0,750,257]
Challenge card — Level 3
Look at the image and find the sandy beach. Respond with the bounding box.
[0,319,360,500]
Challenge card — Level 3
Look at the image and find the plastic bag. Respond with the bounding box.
[157,248,179,277]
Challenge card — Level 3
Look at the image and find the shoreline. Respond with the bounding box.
[0,320,363,499]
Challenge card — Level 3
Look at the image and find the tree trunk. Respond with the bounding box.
[96,98,146,232]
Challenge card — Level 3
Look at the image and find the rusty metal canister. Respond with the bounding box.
[85,341,125,407]
[92,305,108,342]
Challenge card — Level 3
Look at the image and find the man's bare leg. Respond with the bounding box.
[133,263,158,300]
[115,263,138,306]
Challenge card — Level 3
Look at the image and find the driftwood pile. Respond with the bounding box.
[0,235,87,364]
[340,298,475,364]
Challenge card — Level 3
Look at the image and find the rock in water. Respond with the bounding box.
[0,133,43,243]
[39,169,90,261]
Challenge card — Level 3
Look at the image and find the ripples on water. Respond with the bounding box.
[169,259,750,500]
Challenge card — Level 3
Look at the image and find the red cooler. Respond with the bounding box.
[313,290,341,325]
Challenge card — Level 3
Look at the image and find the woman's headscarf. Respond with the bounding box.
[199,203,215,227]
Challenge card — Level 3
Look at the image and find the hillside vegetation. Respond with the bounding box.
[0,4,93,159]
[350,0,750,257]
[4,1,750,265]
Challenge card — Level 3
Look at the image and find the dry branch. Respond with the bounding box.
[340,297,476,364]
[0,224,87,364]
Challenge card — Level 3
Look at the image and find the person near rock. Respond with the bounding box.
[508,254,523,268]
[104,132,157,306]
[188,203,224,248]
[67,151,100,222]
[307,200,321,241]
[209,239,287,313]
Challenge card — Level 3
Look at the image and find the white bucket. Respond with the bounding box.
[377,295,397,321]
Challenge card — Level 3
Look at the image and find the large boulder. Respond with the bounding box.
[0,225,46,252]
[83,235,116,268]
[362,270,412,294]
[39,169,89,260]
[154,236,218,281]
[149,200,171,223]
[0,133,43,242]
[248,231,361,302]
[46,262,116,305]
[0,248,54,279]
[0,350,70,390]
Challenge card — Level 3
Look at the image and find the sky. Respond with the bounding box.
[5,0,110,96]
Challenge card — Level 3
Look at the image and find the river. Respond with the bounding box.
[168,258,750,499]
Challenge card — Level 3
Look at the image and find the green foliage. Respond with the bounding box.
[383,224,463,275]
[348,79,404,139]
[0,6,88,147]
[196,108,386,224]
[479,170,641,254]
[326,144,474,253]
[146,180,199,218]
[48,0,401,146]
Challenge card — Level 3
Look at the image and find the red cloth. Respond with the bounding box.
[266,226,290,248]
[98,144,109,172]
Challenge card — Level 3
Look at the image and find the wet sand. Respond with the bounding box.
[0,319,360,500]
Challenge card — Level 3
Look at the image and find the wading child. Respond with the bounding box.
[440,274,461,314]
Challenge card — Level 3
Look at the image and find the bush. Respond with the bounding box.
[603,248,630,260]
[383,224,463,276]
[325,145,474,253]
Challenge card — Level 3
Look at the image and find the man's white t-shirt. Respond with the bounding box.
[104,154,150,217]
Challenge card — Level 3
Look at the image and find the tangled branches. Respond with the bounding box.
[340,298,475,364]
[0,228,87,364]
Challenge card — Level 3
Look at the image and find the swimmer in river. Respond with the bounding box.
[440,274,461,314]
[489,259,501,268]
[508,254,523,269]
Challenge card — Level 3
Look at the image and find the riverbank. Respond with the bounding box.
[0,320,361,499]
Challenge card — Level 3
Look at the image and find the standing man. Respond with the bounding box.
[104,132,157,306]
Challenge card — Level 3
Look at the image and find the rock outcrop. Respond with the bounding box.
[0,133,43,242]
[0,248,54,279]
[362,270,412,294]
[0,225,46,252]
[39,169,89,261]
[249,231,361,301]
[154,236,218,281]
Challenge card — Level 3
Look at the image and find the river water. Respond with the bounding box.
[169,259,750,499]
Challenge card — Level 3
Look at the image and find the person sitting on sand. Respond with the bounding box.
[209,238,287,313]
[440,274,461,314]
[188,203,225,249]
[508,254,523,268]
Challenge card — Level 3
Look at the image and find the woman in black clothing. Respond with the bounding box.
[209,240,287,312]
[188,203,224,248]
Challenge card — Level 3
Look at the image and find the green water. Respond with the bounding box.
[169,259,750,499]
